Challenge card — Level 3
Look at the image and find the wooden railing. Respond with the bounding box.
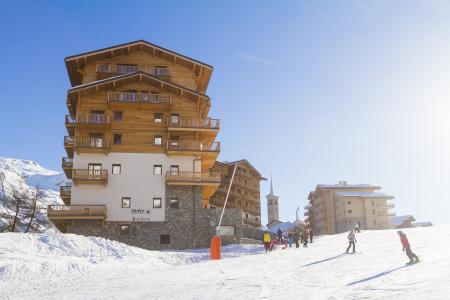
[59,185,71,197]
[62,157,73,169]
[96,64,170,76]
[76,114,109,124]
[65,115,75,125]
[47,205,106,219]
[167,117,220,129]
[72,169,108,181]
[167,140,220,152]
[108,92,171,104]
[75,138,109,150]
[166,171,221,184]
[64,136,74,147]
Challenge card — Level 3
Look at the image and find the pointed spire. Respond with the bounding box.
[270,175,274,195]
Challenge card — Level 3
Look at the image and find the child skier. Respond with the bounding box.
[263,232,271,253]
[397,231,419,264]
[346,229,356,253]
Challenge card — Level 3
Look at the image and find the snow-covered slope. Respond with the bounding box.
[0,226,448,299]
[0,157,66,230]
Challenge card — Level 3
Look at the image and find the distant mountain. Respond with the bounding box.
[0,157,66,231]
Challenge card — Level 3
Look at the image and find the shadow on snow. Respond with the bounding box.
[347,265,412,286]
[301,253,346,267]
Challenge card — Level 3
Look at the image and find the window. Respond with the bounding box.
[160,234,170,244]
[245,213,249,219]
[155,66,169,76]
[154,135,162,146]
[347,201,351,205]
[154,113,163,123]
[374,220,377,225]
[114,134,122,145]
[153,198,162,208]
[372,209,376,215]
[90,133,103,148]
[372,200,375,206]
[88,163,102,175]
[114,111,123,121]
[170,165,179,175]
[347,210,352,214]
[117,64,137,74]
[112,164,121,175]
[153,165,162,175]
[170,198,179,208]
[169,136,179,147]
[170,114,179,124]
[120,224,129,231]
[122,197,131,208]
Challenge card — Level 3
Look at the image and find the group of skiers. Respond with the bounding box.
[262,226,313,253]
[264,220,420,265]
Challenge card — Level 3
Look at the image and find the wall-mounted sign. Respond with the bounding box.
[131,208,152,222]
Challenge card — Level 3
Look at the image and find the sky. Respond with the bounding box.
[1,0,450,225]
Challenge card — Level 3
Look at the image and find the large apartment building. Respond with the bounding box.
[48,40,240,249]
[305,181,395,235]
[209,160,266,228]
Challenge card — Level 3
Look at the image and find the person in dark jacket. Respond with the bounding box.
[398,231,419,264]
[302,229,309,247]
[346,230,356,253]
[293,230,300,248]
[277,228,283,244]
[309,229,314,243]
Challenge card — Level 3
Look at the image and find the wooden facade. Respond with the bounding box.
[210,160,266,228]
[50,40,220,221]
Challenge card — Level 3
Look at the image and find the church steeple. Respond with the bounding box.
[266,175,279,225]
[269,176,274,195]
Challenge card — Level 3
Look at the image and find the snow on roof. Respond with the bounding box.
[412,222,433,227]
[317,184,381,189]
[390,215,416,226]
[335,192,394,199]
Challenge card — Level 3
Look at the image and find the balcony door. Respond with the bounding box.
[88,163,102,176]
[90,133,103,148]
[170,165,179,176]
[90,110,105,124]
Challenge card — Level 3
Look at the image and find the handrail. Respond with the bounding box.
[64,136,74,146]
[108,92,171,104]
[59,185,72,194]
[76,114,109,124]
[75,138,109,149]
[62,157,73,167]
[165,171,221,183]
[65,115,75,124]
[168,117,220,129]
[96,64,170,76]
[167,140,220,152]
[47,205,106,217]
[72,169,108,179]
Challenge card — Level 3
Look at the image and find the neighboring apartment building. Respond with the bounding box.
[48,40,242,250]
[305,181,395,235]
[210,160,266,228]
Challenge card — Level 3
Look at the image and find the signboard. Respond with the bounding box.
[131,208,152,222]
[216,225,235,236]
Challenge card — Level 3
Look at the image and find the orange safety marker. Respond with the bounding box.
[210,236,221,260]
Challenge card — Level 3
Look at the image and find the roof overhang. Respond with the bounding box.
[67,71,211,117]
[217,159,266,180]
[64,40,213,93]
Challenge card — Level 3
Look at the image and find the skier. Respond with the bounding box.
[293,230,300,248]
[346,229,356,253]
[354,221,361,233]
[397,231,419,264]
[302,229,309,247]
[309,228,314,243]
[263,232,271,253]
[277,228,283,244]
[282,230,289,247]
[288,231,293,248]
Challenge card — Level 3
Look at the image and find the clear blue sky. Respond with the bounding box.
[1,1,450,225]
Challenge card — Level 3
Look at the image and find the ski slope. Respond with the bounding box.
[0,225,448,299]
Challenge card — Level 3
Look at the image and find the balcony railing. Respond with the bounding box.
[62,157,73,169]
[65,115,75,125]
[72,169,108,183]
[167,140,220,152]
[64,136,74,147]
[47,205,106,220]
[75,114,109,125]
[75,138,109,150]
[59,185,71,198]
[165,171,221,185]
[96,64,170,77]
[167,118,220,130]
[108,92,171,104]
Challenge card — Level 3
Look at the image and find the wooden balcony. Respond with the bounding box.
[165,171,221,186]
[62,157,73,179]
[47,205,106,220]
[166,140,220,155]
[64,136,74,158]
[73,114,110,130]
[108,92,171,110]
[75,138,109,155]
[167,118,220,135]
[96,64,170,78]
[65,115,75,136]
[59,185,71,205]
[72,169,108,186]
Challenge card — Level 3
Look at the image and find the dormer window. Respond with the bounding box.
[155,66,169,76]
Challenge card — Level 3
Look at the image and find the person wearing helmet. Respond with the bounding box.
[397,230,419,264]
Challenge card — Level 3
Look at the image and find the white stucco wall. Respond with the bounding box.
[72,153,198,222]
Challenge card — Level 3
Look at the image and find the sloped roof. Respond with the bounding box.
[317,184,381,189]
[218,159,266,179]
[64,40,213,92]
[390,215,415,226]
